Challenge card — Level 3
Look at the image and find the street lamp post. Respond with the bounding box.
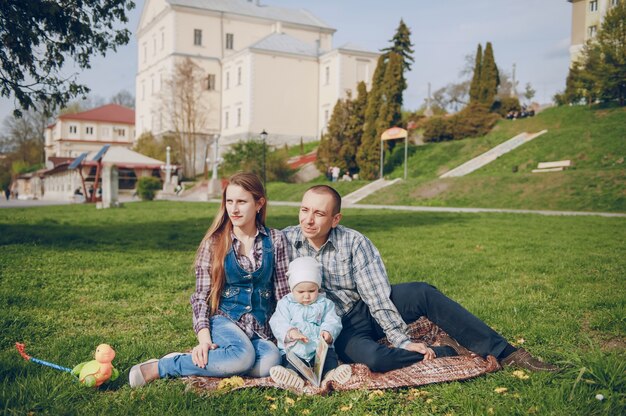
[260,129,268,190]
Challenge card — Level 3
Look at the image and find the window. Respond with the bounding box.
[226,33,234,50]
[325,66,330,85]
[143,43,147,63]
[86,126,94,135]
[206,74,216,90]
[69,125,77,134]
[237,108,241,127]
[115,128,126,137]
[324,110,329,123]
[225,111,229,129]
[151,76,154,95]
[590,0,598,11]
[152,36,156,55]
[237,67,242,85]
[194,29,202,46]
[588,25,597,38]
[226,72,230,89]
[611,0,620,6]
[141,81,145,100]
[161,30,165,49]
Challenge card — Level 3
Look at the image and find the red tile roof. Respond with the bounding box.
[59,104,135,125]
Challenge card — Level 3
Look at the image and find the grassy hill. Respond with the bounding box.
[363,105,626,212]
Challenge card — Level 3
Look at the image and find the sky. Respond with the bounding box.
[0,0,573,122]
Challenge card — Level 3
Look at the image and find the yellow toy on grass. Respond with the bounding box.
[71,344,119,387]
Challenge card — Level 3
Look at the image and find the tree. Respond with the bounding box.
[221,140,293,182]
[469,44,483,103]
[382,19,415,71]
[133,132,179,163]
[340,82,368,174]
[523,82,536,104]
[1,106,49,165]
[589,2,626,105]
[478,42,499,105]
[0,0,135,117]
[160,58,209,178]
[111,89,135,108]
[316,98,349,171]
[357,54,387,179]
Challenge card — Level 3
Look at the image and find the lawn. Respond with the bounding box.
[1,201,625,415]
[364,105,626,212]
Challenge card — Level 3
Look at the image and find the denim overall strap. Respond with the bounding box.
[220,226,275,325]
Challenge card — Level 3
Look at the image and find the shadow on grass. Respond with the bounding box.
[1,211,468,251]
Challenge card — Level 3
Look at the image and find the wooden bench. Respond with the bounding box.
[532,160,571,173]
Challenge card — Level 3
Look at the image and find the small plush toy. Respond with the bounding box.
[16,342,119,388]
[71,344,119,387]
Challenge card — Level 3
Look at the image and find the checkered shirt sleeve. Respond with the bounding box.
[191,238,213,334]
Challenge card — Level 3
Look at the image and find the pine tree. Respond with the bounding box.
[469,44,482,103]
[478,42,499,105]
[339,82,368,174]
[357,54,387,179]
[382,19,415,71]
[316,98,349,171]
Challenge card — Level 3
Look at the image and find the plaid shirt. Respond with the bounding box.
[282,225,410,348]
[190,225,290,339]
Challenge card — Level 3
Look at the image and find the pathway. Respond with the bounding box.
[440,130,548,178]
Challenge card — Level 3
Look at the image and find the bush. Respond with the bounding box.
[423,104,499,142]
[136,176,162,201]
[491,96,521,117]
[220,140,295,182]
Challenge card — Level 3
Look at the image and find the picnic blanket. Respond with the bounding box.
[181,317,501,395]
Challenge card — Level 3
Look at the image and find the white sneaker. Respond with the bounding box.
[128,359,159,388]
[322,364,352,385]
[269,365,305,390]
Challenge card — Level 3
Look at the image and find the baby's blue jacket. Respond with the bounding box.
[269,293,342,361]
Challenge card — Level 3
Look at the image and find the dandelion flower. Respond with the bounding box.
[302,410,311,415]
[494,387,508,394]
[512,370,530,380]
[265,395,276,401]
[368,390,384,399]
[340,403,353,411]
[270,404,278,411]
[285,397,295,407]
[217,376,244,390]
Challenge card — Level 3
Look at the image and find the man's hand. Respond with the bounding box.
[321,330,333,344]
[404,342,436,360]
[192,342,218,368]
[288,328,309,343]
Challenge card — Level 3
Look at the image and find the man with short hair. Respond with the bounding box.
[282,185,557,373]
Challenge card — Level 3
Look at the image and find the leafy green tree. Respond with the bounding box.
[555,62,585,105]
[523,82,536,104]
[221,140,294,182]
[133,132,180,164]
[0,0,135,117]
[479,42,499,105]
[469,44,483,103]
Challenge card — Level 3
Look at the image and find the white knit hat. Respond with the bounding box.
[287,256,322,290]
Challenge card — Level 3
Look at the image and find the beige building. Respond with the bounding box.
[568,0,622,64]
[136,0,379,160]
[44,104,136,163]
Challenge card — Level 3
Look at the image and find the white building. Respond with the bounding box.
[44,104,136,163]
[135,0,379,159]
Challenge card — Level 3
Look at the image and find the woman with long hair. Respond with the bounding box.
[129,172,289,387]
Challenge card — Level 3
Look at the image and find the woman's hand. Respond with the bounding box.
[321,330,333,344]
[404,342,436,360]
[192,342,218,368]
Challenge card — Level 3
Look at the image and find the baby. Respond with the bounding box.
[269,256,351,389]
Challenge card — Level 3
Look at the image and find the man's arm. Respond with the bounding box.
[351,235,411,348]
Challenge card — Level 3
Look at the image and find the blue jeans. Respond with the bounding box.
[158,315,281,378]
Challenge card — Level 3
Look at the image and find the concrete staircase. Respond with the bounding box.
[342,178,401,205]
[440,130,548,178]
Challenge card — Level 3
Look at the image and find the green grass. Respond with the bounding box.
[1,202,625,415]
[267,177,367,202]
[363,105,626,212]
